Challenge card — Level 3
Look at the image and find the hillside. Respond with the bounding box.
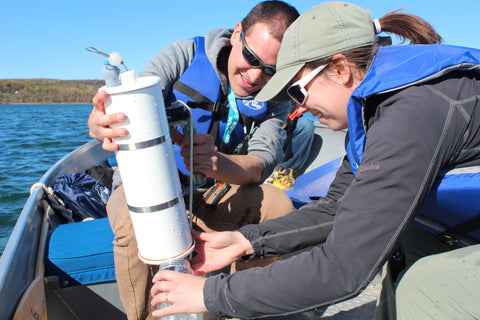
[0,79,104,104]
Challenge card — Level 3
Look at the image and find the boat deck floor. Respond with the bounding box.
[45,270,380,320]
[311,275,380,320]
[44,241,381,319]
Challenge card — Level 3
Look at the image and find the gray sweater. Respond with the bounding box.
[141,28,290,181]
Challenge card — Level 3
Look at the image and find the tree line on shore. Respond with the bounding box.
[0,79,104,104]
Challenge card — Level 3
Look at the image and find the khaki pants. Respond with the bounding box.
[107,183,294,320]
[374,225,476,320]
[396,244,480,320]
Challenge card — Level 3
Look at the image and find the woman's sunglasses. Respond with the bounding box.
[287,64,327,105]
[241,32,276,76]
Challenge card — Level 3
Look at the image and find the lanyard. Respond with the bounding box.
[223,85,240,144]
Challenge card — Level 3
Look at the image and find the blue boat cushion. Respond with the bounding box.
[289,159,480,242]
[417,166,480,242]
[46,217,115,287]
[285,156,343,207]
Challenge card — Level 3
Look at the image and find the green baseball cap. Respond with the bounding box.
[256,1,375,102]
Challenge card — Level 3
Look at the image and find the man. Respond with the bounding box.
[88,2,299,319]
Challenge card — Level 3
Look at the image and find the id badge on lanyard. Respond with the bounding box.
[223,85,239,145]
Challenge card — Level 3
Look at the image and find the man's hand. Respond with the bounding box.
[171,129,219,176]
[88,90,128,152]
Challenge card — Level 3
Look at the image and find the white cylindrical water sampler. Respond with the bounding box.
[104,70,194,264]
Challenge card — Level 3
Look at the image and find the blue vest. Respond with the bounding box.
[345,44,480,244]
[346,44,480,177]
[166,37,268,175]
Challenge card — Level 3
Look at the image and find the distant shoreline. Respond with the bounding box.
[0,79,103,104]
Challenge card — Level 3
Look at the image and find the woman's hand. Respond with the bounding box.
[190,230,254,275]
[88,90,128,151]
[150,230,254,317]
[151,270,207,317]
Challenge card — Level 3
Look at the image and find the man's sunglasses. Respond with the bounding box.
[287,64,327,105]
[241,32,276,76]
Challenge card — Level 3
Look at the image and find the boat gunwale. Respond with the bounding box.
[0,140,112,319]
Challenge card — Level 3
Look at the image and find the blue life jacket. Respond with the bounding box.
[166,36,268,175]
[345,44,480,244]
[346,44,480,176]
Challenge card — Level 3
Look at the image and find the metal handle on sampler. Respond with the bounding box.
[170,101,206,188]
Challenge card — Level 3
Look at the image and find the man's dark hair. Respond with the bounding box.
[241,1,299,41]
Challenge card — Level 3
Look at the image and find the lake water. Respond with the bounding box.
[0,104,93,255]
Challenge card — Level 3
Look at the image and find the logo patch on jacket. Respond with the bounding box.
[243,100,264,111]
[358,162,380,173]
[237,99,267,118]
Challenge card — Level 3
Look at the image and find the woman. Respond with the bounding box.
[150,2,480,319]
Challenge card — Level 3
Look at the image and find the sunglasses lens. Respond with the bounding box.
[263,66,276,76]
[243,47,261,68]
[287,85,305,105]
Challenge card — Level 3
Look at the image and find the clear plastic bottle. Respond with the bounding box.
[156,258,201,320]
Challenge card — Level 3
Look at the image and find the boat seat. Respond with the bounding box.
[416,166,480,245]
[45,217,115,287]
[285,156,343,208]
[288,160,480,245]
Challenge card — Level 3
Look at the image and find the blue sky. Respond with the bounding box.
[1,0,479,80]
